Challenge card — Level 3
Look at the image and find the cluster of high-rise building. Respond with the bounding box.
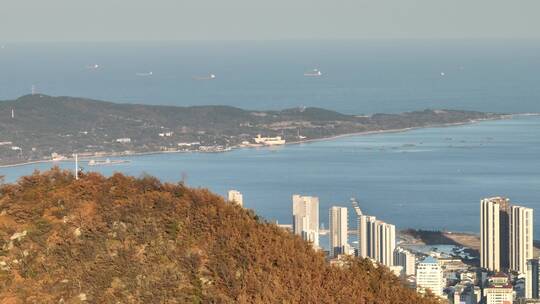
[357,210,396,267]
[480,197,534,275]
[236,191,539,303]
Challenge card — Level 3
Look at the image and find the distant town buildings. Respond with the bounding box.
[228,190,243,207]
[158,132,174,137]
[253,134,286,146]
[416,256,445,297]
[292,195,319,249]
[115,138,131,143]
[357,214,395,267]
[329,206,348,257]
[481,197,534,275]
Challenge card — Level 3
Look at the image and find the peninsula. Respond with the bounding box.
[0,94,505,166]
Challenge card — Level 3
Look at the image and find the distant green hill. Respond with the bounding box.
[0,94,503,165]
[0,169,440,303]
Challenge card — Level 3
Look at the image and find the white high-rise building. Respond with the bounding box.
[394,247,416,276]
[227,190,243,207]
[292,195,319,248]
[357,214,395,267]
[377,221,396,266]
[481,197,510,272]
[358,215,377,258]
[329,206,348,257]
[510,205,534,274]
[416,256,445,297]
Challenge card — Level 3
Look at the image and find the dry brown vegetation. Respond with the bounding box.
[0,169,439,303]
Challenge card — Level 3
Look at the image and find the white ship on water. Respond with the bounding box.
[136,71,153,77]
[88,158,130,166]
[193,74,216,80]
[304,69,322,77]
[254,135,286,146]
[86,64,100,70]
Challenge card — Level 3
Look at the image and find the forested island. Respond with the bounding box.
[0,94,505,166]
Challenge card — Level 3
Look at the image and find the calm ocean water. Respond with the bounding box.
[2,116,540,238]
[0,40,539,114]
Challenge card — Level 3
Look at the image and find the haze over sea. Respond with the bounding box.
[1,40,539,114]
[1,40,540,241]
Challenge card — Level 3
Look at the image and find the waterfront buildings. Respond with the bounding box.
[292,195,319,248]
[416,256,445,297]
[329,206,348,257]
[481,197,511,272]
[358,215,377,258]
[484,273,513,304]
[527,259,540,299]
[394,247,416,276]
[481,197,534,275]
[510,206,534,274]
[227,190,243,207]
[357,214,395,267]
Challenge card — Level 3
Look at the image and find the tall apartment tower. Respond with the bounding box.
[329,206,348,257]
[510,205,534,274]
[227,190,243,207]
[358,215,377,258]
[480,197,510,272]
[377,221,396,266]
[358,214,395,266]
[526,259,540,299]
[292,195,319,248]
[416,256,445,297]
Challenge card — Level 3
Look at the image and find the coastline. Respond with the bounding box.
[0,113,519,169]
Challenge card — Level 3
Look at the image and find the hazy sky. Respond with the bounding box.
[1,0,540,41]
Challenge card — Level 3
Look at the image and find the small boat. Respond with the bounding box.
[304,69,322,77]
[86,64,100,70]
[136,71,153,77]
[193,74,216,80]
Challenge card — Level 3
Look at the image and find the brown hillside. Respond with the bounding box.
[0,169,439,304]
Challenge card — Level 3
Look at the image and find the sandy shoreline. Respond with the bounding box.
[0,114,523,169]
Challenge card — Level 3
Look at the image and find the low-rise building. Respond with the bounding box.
[416,256,445,297]
[484,273,513,304]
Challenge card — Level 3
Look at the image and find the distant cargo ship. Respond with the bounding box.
[88,158,130,166]
[304,69,322,77]
[193,74,216,80]
[136,72,153,77]
[254,135,286,146]
[86,64,100,70]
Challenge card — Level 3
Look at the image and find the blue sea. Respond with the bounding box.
[1,40,540,247]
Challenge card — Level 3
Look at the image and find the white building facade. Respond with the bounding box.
[510,205,533,274]
[416,257,445,297]
[292,195,319,248]
[329,206,348,257]
[227,190,243,207]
